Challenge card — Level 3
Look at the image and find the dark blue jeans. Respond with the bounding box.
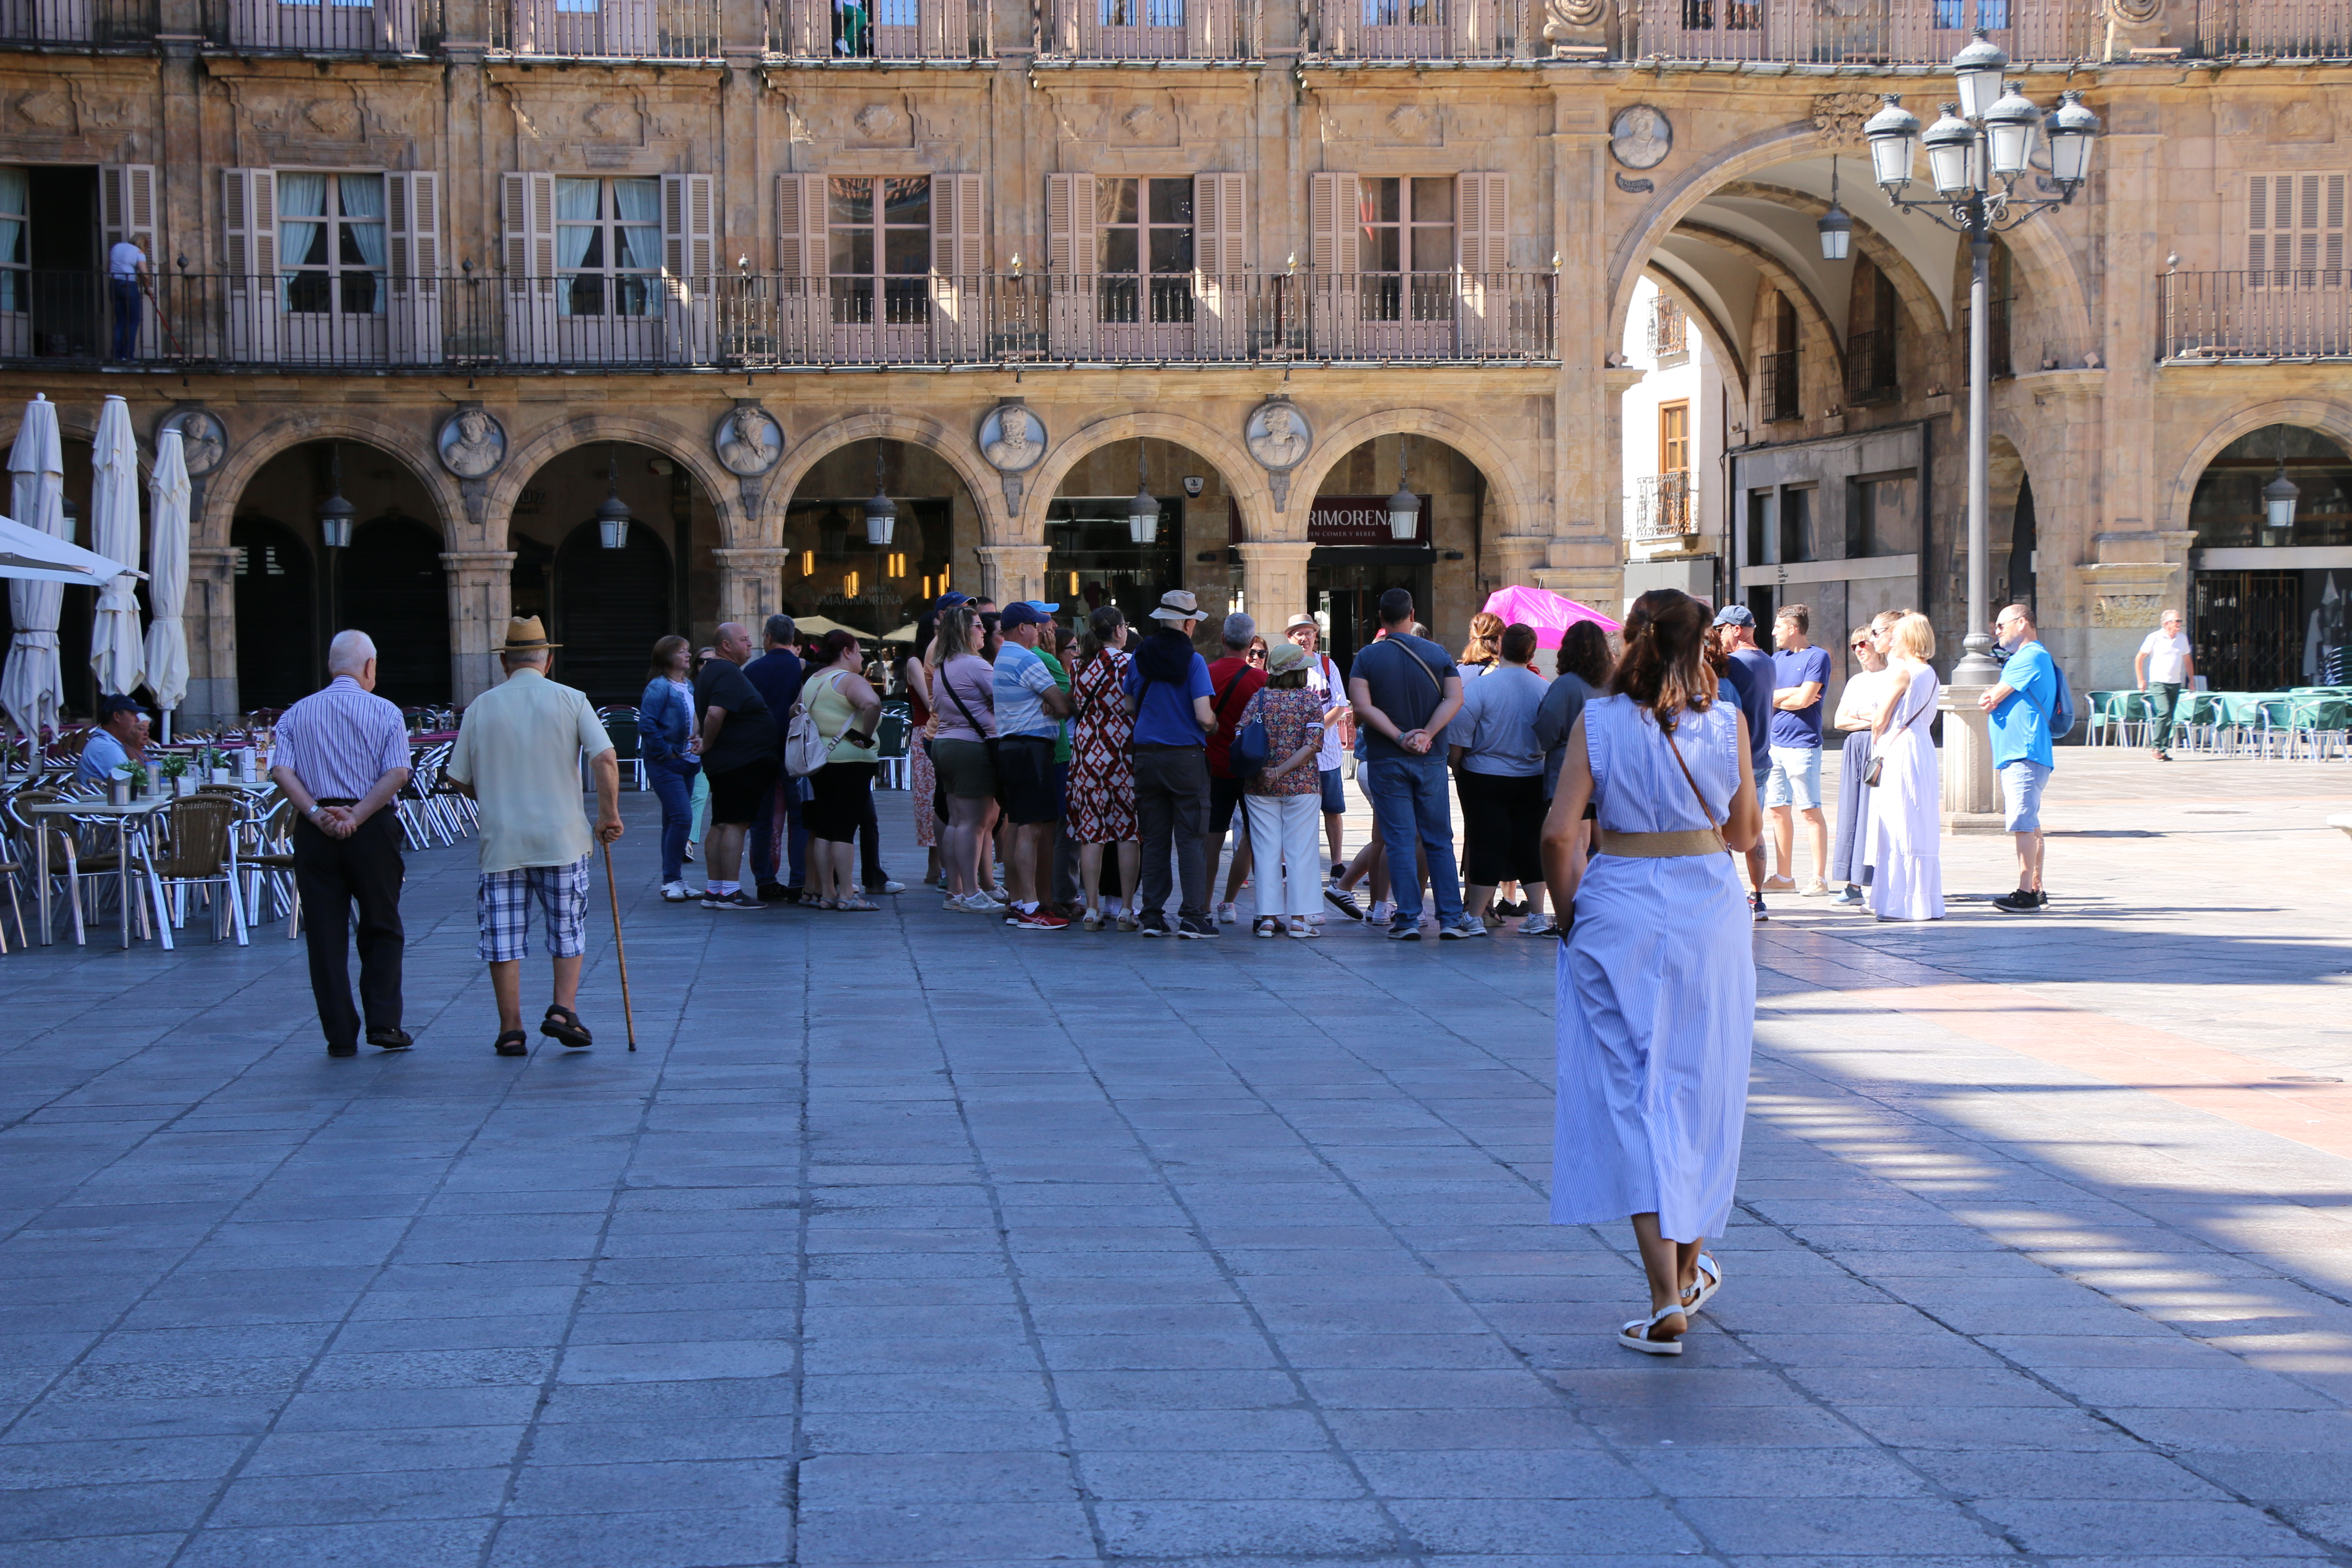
[646,758,696,884]
[750,774,807,890]
[1368,750,1463,927]
[109,278,141,361]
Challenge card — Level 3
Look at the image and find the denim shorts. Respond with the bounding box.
[1763,744,1823,810]
[2000,758,2052,833]
[1318,766,1345,816]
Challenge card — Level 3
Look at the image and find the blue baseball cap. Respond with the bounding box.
[1000,601,1052,630]
[1711,604,1755,628]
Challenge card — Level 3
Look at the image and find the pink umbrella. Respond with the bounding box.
[1482,585,1622,649]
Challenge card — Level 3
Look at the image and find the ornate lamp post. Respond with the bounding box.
[1127,441,1159,544]
[596,445,631,550]
[1865,43,2098,684]
[864,441,897,547]
[1387,437,1421,542]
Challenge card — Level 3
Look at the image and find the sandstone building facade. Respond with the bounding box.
[0,0,2346,719]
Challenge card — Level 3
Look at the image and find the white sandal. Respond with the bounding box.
[1681,1252,1723,1315]
[1617,1305,1687,1356]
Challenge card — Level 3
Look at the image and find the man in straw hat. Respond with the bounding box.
[445,617,625,1057]
[1120,589,1219,938]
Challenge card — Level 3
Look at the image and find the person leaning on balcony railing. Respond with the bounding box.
[107,234,147,363]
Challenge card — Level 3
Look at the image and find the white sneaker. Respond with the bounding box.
[1762,874,1797,892]
[868,879,907,896]
[1798,879,1831,897]
[1519,911,1556,936]
[956,891,999,914]
[661,880,691,902]
[1367,900,1395,923]
[1217,901,1240,925]
[976,886,1008,906]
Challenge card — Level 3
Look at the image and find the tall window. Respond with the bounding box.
[1101,0,1182,21]
[1932,0,2006,26]
[1359,176,1453,321]
[829,176,930,325]
[1364,0,1442,22]
[279,172,385,316]
[0,169,24,314]
[557,176,660,318]
[1659,401,1690,474]
[1096,177,1193,324]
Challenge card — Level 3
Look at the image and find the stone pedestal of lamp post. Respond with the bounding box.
[1937,681,2008,833]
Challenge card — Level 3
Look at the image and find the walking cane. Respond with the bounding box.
[602,841,637,1051]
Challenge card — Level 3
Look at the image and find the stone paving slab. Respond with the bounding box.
[3,751,2352,1564]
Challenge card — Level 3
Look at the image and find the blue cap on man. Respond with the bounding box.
[1711,604,1755,628]
[1000,601,1052,630]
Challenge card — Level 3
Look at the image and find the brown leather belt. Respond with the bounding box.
[1596,827,1725,859]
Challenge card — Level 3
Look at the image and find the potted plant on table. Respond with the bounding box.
[159,753,193,797]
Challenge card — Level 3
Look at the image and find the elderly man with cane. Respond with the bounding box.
[270,630,413,1057]
[445,617,624,1058]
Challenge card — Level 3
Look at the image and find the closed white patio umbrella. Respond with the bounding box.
[88,393,144,700]
[143,427,190,739]
[2,393,67,751]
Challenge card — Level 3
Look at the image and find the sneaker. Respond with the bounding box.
[1490,898,1526,919]
[704,890,766,911]
[1992,889,2045,914]
[1832,885,1865,907]
[976,886,1008,906]
[1749,893,1768,923]
[661,880,692,902]
[2154,750,2172,762]
[1519,912,1555,936]
[961,891,1002,914]
[1762,874,1796,892]
[1176,915,1218,939]
[1439,916,1489,940]
[1367,900,1396,924]
[1305,911,1326,926]
[1798,879,1831,897]
[757,881,791,902]
[1254,916,1281,937]
[1287,916,1320,939]
[1323,885,1365,921]
[1138,912,1171,938]
[866,879,906,895]
[1007,908,1070,931]
[1387,921,1421,941]
[1216,901,1240,925]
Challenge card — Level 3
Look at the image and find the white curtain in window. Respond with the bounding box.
[0,168,25,292]
[339,175,387,269]
[556,178,600,271]
[612,178,661,270]
[277,173,328,270]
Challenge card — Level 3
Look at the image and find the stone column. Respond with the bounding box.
[977,544,1051,606]
[1540,94,1623,613]
[714,547,793,630]
[1937,683,2006,832]
[1234,541,1315,628]
[441,551,514,707]
[184,545,238,726]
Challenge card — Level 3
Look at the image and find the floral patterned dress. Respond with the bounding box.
[908,656,940,848]
[1067,648,1139,844]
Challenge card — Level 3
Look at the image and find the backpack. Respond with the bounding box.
[2045,655,2075,740]
[1228,694,1270,781]
[784,671,845,778]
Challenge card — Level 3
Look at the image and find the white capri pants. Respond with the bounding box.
[1243,792,1325,921]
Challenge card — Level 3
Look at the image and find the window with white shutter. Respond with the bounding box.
[930,171,985,358]
[502,170,558,364]
[2248,172,2346,288]
[1192,172,1245,356]
[1308,171,1362,354]
[385,171,443,366]
[1047,171,1099,355]
[0,167,26,331]
[223,168,280,363]
[1455,171,1507,352]
[775,171,827,361]
[661,172,716,364]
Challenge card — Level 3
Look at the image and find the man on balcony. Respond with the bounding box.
[107,234,147,363]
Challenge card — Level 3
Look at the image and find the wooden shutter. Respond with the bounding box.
[930,172,984,359]
[775,172,828,362]
[662,172,716,364]
[1456,171,1509,353]
[2248,172,2346,287]
[100,163,159,358]
[384,171,443,366]
[1047,172,1097,356]
[1193,172,1246,356]
[502,171,557,364]
[1308,172,1360,355]
[222,168,278,363]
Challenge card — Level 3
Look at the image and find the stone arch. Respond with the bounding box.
[1287,406,1537,545]
[2161,398,2352,533]
[770,408,1006,548]
[1640,264,1749,393]
[1716,178,1952,371]
[196,409,459,553]
[1021,409,1274,543]
[484,412,744,551]
[1676,219,1849,387]
[1605,120,2097,365]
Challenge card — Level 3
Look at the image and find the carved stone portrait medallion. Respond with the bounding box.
[1611,105,1673,171]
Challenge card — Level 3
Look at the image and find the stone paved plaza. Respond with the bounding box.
[6,752,2352,1566]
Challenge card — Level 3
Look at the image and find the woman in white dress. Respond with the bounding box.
[1543,590,1762,1357]
[1863,613,1945,922]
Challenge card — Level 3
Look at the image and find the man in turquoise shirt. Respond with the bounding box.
[1976,602,2056,913]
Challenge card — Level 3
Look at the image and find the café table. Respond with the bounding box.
[28,794,175,951]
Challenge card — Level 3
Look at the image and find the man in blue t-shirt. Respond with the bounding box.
[1347,588,1472,940]
[1121,589,1219,938]
[1978,601,2058,913]
[1764,603,1832,897]
[1711,605,1776,922]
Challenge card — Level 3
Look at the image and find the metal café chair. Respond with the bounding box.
[147,795,249,946]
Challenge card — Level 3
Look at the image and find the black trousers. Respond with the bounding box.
[1132,745,1210,920]
[294,811,405,1047]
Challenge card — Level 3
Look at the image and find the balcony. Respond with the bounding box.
[1760,348,1800,422]
[1845,326,1898,404]
[1634,470,1694,542]
[1045,0,1246,58]
[2160,270,2352,361]
[205,0,421,52]
[0,0,156,46]
[490,0,719,57]
[767,0,990,58]
[1627,0,2089,64]
[0,268,1557,374]
[1648,297,1687,363]
[1313,0,1525,60]
[2190,0,2352,55]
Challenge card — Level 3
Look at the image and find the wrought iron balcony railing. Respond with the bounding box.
[0,268,1559,373]
[766,0,991,58]
[1313,0,1525,58]
[1627,0,2089,64]
[1760,348,1801,422]
[2160,269,2352,361]
[489,0,720,57]
[204,0,422,53]
[1634,470,1694,542]
[1044,0,1246,57]
[1845,326,1898,404]
[1647,299,1688,362]
[2190,0,2352,56]
[0,0,156,46]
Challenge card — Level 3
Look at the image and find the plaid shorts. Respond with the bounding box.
[476,856,589,964]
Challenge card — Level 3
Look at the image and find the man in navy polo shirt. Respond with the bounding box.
[1121,589,1219,938]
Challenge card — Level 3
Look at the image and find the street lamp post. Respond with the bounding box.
[1864,43,2098,685]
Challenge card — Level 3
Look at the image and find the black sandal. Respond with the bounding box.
[494,1029,530,1057]
[540,1005,593,1049]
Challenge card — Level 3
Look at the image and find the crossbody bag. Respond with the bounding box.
[938,660,998,769]
[1863,676,1925,787]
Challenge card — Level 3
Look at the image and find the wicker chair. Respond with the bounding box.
[3,788,89,945]
[148,795,248,946]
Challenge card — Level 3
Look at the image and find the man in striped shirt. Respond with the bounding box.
[270,630,415,1058]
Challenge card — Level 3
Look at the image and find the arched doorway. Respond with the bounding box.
[1043,437,1203,634]
[1307,434,1476,666]
[2188,423,2352,689]
[782,438,970,637]
[232,516,316,712]
[342,517,451,707]
[554,519,672,705]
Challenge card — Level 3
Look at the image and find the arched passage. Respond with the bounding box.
[230,517,315,712]
[343,517,452,709]
[2184,421,2352,689]
[779,437,980,635]
[1303,431,1492,665]
[1039,435,1213,635]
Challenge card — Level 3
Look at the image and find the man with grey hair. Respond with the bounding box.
[743,612,805,899]
[270,628,415,1057]
[446,617,625,1056]
[1202,610,1266,924]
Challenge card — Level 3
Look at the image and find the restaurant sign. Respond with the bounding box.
[1228,495,1431,547]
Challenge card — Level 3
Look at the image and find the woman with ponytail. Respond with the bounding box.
[1540,589,1761,1357]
